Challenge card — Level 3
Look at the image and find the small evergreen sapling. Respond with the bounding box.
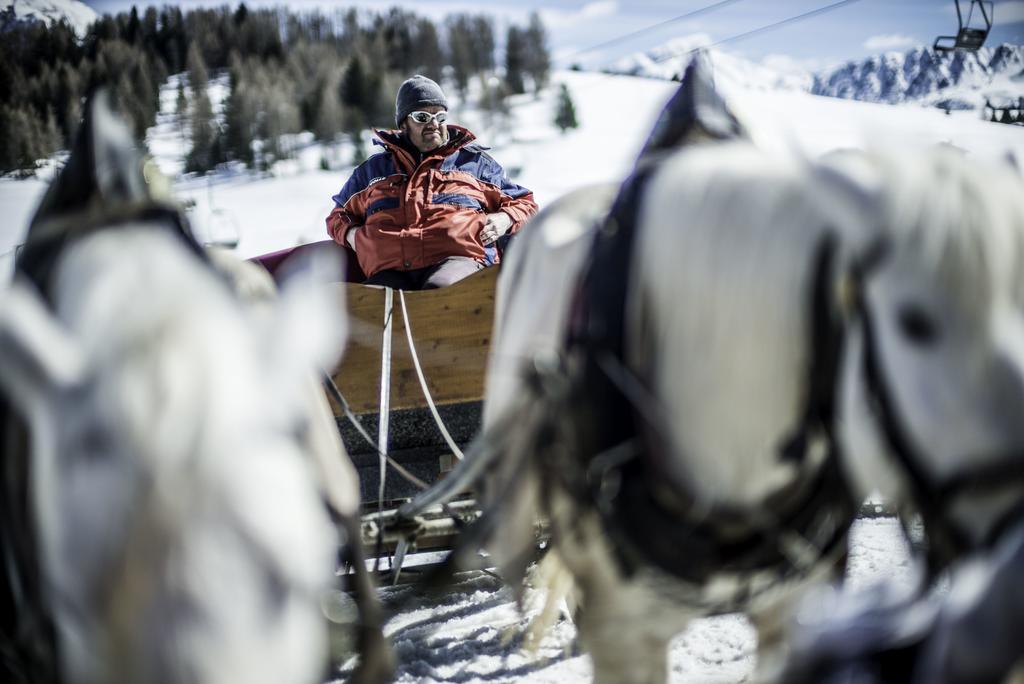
[554,83,578,133]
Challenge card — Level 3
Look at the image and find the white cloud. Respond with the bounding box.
[580,1,618,20]
[540,0,619,26]
[995,1,1024,23]
[863,33,917,51]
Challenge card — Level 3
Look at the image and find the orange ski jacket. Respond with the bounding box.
[326,125,537,279]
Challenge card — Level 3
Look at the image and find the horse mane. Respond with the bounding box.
[819,146,1024,314]
[624,142,850,506]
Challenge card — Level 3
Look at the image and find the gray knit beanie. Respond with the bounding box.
[395,75,448,126]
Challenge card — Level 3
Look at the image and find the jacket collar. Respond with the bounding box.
[372,125,479,171]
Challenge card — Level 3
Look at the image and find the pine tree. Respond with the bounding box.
[446,17,475,97]
[524,12,551,94]
[42,107,61,156]
[186,41,209,93]
[504,26,526,95]
[413,18,444,83]
[63,97,81,146]
[341,54,382,132]
[0,106,26,173]
[314,75,344,142]
[382,8,416,73]
[0,104,59,174]
[176,78,188,121]
[470,16,495,73]
[185,43,218,173]
[126,6,141,44]
[222,52,255,166]
[478,77,510,135]
[341,54,368,111]
[554,83,578,133]
[56,62,81,144]
[186,87,217,173]
[261,87,301,162]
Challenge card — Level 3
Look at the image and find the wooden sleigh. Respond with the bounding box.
[254,241,496,560]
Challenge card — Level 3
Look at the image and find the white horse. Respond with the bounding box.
[410,61,1024,683]
[0,93,390,684]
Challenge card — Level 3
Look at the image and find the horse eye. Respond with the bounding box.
[897,304,940,346]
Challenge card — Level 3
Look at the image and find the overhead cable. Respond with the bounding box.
[651,0,866,64]
[569,0,749,59]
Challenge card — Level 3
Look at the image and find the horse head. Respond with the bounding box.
[0,91,373,683]
[824,148,1024,570]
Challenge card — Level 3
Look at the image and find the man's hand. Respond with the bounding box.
[480,212,512,246]
[345,225,360,251]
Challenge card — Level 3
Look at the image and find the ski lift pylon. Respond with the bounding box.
[934,0,994,52]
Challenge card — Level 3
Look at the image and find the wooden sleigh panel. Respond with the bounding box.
[326,267,499,504]
[326,265,498,417]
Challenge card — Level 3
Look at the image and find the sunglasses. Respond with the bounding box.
[408,110,448,125]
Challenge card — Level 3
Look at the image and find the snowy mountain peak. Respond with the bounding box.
[812,43,1024,109]
[607,36,1024,111]
[605,34,813,93]
[2,0,98,37]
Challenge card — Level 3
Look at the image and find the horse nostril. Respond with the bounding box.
[897,304,940,346]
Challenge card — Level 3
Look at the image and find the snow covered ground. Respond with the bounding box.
[332,518,915,683]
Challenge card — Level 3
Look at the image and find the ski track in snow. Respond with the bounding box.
[333,518,914,683]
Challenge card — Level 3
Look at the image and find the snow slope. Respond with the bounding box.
[1,0,97,36]
[3,68,1023,271]
[185,68,1023,259]
[3,67,1023,270]
[161,68,1024,258]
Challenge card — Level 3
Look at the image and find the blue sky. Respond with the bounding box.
[84,0,1024,69]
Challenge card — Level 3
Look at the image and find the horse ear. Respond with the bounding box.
[18,89,202,302]
[634,51,749,165]
[0,279,86,413]
[29,89,148,233]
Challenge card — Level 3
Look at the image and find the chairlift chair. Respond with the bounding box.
[934,0,994,52]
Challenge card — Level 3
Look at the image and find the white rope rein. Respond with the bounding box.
[377,288,394,511]
[398,290,466,461]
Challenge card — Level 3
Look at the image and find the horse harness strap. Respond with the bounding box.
[17,200,204,306]
[564,163,857,589]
